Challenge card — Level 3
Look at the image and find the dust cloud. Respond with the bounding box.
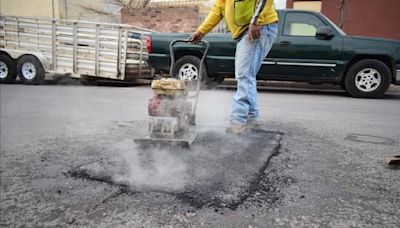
[112,140,189,192]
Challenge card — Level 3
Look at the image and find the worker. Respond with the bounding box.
[191,0,278,134]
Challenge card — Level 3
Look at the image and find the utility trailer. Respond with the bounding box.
[0,15,153,84]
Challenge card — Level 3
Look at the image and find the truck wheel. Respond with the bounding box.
[0,54,17,84]
[344,59,391,98]
[171,55,209,87]
[17,55,45,85]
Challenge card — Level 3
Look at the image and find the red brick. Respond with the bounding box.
[121,6,199,33]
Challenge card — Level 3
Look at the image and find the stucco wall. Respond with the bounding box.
[0,0,115,22]
[59,0,117,22]
[293,1,321,12]
[0,0,60,18]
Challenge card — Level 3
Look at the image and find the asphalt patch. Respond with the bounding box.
[68,128,283,209]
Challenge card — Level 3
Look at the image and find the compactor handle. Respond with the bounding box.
[169,39,209,125]
[169,39,210,81]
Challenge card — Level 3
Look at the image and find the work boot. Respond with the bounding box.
[247,120,262,131]
[226,122,246,134]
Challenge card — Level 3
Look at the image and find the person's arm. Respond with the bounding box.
[191,3,223,41]
[251,0,268,25]
[248,0,268,41]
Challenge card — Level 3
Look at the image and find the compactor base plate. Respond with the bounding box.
[134,129,197,147]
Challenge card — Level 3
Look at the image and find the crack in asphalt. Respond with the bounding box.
[345,133,397,146]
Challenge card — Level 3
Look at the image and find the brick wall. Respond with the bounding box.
[121,6,200,33]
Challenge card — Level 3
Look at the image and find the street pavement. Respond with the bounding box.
[1,83,399,227]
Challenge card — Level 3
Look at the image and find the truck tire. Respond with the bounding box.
[0,54,17,84]
[17,55,45,85]
[344,59,391,98]
[171,55,209,87]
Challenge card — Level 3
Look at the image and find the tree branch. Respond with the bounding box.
[79,0,151,17]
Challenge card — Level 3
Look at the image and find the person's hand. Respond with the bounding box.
[190,31,204,42]
[248,24,262,41]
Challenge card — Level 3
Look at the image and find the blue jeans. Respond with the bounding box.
[231,23,278,124]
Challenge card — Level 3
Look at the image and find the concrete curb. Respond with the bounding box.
[222,79,400,93]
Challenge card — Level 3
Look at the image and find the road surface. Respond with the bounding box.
[1,83,399,227]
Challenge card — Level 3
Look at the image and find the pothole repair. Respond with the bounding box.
[66,128,284,210]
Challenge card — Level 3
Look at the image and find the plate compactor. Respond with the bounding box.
[135,40,209,147]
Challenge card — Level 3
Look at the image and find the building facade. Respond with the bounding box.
[287,0,400,40]
[0,0,119,22]
[121,0,226,33]
[0,0,220,33]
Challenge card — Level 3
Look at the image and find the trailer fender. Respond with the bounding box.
[0,49,51,71]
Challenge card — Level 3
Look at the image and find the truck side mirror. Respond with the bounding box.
[316,26,334,40]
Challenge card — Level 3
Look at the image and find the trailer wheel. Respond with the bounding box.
[17,55,45,85]
[0,54,17,84]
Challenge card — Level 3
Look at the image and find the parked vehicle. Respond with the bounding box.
[147,10,400,98]
[0,16,152,85]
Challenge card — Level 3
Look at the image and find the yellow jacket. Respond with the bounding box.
[197,0,278,39]
[198,0,278,39]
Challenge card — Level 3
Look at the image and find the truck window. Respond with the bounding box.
[283,12,326,36]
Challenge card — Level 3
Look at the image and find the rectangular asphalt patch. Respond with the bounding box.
[68,128,283,209]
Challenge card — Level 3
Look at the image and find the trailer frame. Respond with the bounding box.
[0,15,153,83]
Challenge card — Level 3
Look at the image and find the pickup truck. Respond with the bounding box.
[146,9,400,98]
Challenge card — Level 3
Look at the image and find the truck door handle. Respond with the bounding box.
[280,41,291,46]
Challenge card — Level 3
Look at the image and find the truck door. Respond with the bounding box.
[267,11,343,80]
